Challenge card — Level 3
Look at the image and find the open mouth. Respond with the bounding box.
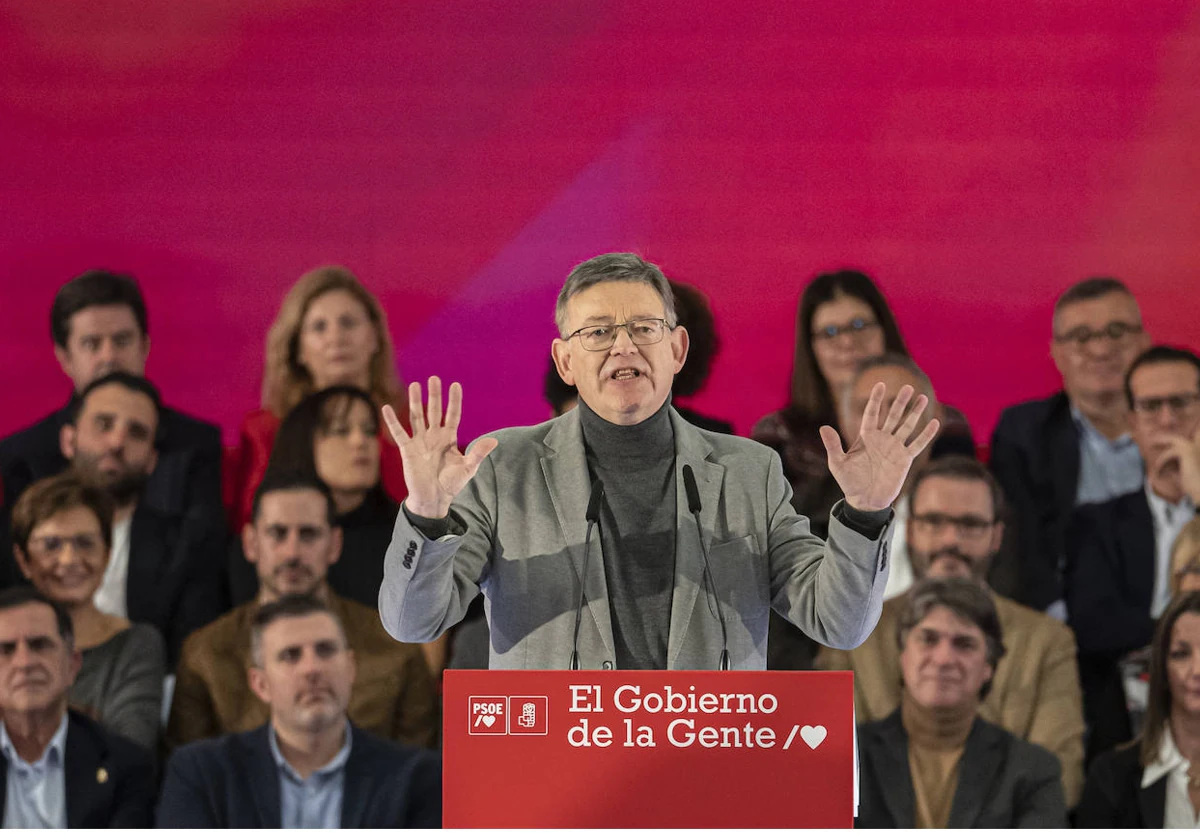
[610,368,642,381]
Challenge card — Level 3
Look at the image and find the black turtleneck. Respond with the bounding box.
[578,397,676,670]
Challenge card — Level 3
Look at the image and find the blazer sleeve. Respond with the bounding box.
[1012,747,1069,828]
[764,448,891,650]
[94,625,166,754]
[1024,621,1087,808]
[166,637,223,750]
[169,517,230,663]
[155,746,221,829]
[108,741,157,828]
[1074,747,1135,828]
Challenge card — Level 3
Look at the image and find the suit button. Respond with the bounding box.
[402,558,413,569]
[602,661,614,670]
[408,540,417,550]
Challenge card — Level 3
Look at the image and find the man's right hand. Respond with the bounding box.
[382,376,498,520]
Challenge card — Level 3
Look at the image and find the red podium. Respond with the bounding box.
[442,670,854,828]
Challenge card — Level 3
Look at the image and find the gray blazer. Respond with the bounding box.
[379,406,892,669]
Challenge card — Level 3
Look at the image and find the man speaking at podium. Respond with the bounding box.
[378,254,939,670]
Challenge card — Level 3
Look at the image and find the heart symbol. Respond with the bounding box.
[800,725,827,750]
[482,714,496,727]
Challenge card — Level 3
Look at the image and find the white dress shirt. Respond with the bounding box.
[1143,726,1200,828]
[883,496,913,600]
[93,516,132,618]
[1146,484,1196,619]
[1,714,69,829]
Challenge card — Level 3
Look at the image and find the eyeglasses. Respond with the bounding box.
[1132,393,1200,418]
[1053,321,1143,348]
[28,533,105,557]
[812,317,879,342]
[565,319,672,352]
[909,513,995,539]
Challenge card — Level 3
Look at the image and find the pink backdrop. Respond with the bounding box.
[2,1,1198,448]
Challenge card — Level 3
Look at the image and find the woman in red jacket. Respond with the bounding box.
[227,265,408,531]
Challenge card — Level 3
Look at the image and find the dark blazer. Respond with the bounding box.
[0,400,223,524]
[1075,741,1164,828]
[155,722,441,828]
[856,710,1067,829]
[990,391,1081,610]
[127,503,228,667]
[0,711,155,828]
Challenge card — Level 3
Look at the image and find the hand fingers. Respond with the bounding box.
[905,417,941,456]
[407,381,426,435]
[380,405,410,446]
[859,383,886,432]
[881,384,915,434]
[444,381,464,431]
[893,394,929,443]
[819,424,847,460]
[463,436,499,473]
[426,376,444,429]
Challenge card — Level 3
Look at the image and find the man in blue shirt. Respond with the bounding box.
[0,587,154,828]
[156,593,441,828]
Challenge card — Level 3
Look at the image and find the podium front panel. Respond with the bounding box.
[443,669,853,828]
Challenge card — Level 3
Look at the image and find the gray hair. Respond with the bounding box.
[554,253,678,337]
[896,577,1006,700]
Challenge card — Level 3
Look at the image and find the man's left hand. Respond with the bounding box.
[820,382,941,512]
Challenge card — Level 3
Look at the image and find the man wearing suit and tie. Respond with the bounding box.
[1065,345,1200,759]
[157,594,441,828]
[379,252,940,670]
[0,587,154,829]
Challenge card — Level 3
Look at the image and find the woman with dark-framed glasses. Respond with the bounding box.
[8,473,165,753]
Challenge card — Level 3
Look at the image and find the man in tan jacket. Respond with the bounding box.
[819,455,1086,807]
[167,473,438,750]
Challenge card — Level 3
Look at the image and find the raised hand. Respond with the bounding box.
[381,376,498,519]
[819,383,941,511]
[1149,431,1200,502]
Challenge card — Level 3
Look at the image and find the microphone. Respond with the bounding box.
[570,477,605,670]
[682,464,730,671]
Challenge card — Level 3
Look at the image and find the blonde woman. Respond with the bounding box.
[227,266,408,531]
[1172,519,1200,597]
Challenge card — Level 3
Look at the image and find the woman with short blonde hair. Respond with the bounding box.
[1171,518,1200,598]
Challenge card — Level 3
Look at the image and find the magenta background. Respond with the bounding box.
[2,1,1199,448]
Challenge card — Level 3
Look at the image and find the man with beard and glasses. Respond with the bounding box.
[157,595,440,828]
[1,372,224,668]
[819,455,1086,808]
[166,472,437,752]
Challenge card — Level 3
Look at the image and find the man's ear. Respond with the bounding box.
[242,524,259,564]
[53,344,74,383]
[551,340,575,386]
[12,545,32,582]
[248,667,271,705]
[989,520,1006,555]
[671,326,690,374]
[60,424,77,461]
[328,526,344,567]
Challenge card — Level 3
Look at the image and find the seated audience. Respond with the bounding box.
[752,269,974,538]
[856,577,1067,828]
[820,455,1085,806]
[168,472,437,750]
[0,587,154,828]
[0,270,222,550]
[7,372,225,666]
[990,277,1151,615]
[1077,592,1200,828]
[667,279,734,434]
[157,594,440,828]
[227,386,447,676]
[1065,345,1200,761]
[10,474,165,753]
[227,266,407,533]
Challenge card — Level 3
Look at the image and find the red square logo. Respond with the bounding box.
[507,696,548,735]
[468,696,508,735]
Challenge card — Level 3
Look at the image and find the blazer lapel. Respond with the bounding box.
[540,413,616,664]
[948,719,1001,828]
[1048,393,1081,518]
[667,411,724,668]
[0,757,7,821]
[871,713,916,827]
[1118,493,1156,613]
[1138,776,1166,829]
[243,728,282,828]
[125,507,158,621]
[339,729,370,828]
[64,714,106,829]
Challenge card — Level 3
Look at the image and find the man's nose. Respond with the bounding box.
[11,641,36,669]
[608,326,638,353]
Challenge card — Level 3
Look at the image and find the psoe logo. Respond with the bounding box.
[468,696,508,735]
[507,696,549,736]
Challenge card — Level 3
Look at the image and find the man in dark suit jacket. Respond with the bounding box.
[855,577,1067,828]
[157,594,441,828]
[990,278,1150,613]
[0,269,222,540]
[1064,345,1200,761]
[0,588,155,828]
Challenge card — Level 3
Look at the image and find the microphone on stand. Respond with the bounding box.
[682,464,730,671]
[570,477,605,670]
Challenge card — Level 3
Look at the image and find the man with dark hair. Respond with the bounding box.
[990,277,1151,615]
[1065,344,1200,761]
[820,455,1086,807]
[168,472,438,750]
[856,577,1067,828]
[157,593,440,828]
[2,372,224,666]
[0,269,222,537]
[0,586,155,828]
